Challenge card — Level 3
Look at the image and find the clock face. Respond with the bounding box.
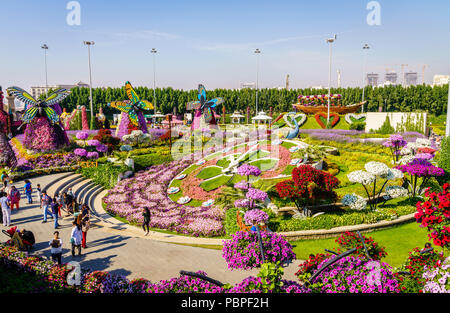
[167,139,306,205]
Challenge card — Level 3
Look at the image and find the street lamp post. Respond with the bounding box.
[151,48,157,113]
[41,44,49,88]
[254,48,261,115]
[83,41,95,129]
[446,82,450,137]
[326,35,337,125]
[362,44,370,113]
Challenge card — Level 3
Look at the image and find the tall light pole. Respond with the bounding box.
[151,48,157,113]
[326,35,337,125]
[254,48,261,115]
[446,81,450,137]
[362,44,370,113]
[41,44,49,89]
[83,41,95,129]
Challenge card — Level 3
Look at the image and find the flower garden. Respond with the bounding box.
[1,83,449,295]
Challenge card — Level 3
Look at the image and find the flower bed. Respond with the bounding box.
[103,159,226,237]
[0,244,308,294]
[309,255,400,293]
[222,231,296,270]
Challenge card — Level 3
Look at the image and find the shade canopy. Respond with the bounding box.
[252,111,273,121]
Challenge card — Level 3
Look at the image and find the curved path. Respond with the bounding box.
[3,173,302,284]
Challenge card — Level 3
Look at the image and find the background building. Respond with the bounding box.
[404,72,418,86]
[433,74,450,86]
[240,83,256,89]
[385,72,398,85]
[367,73,379,87]
[31,81,89,99]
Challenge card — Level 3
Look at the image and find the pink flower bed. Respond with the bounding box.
[103,160,225,237]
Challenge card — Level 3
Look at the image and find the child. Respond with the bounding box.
[24,180,33,204]
[8,186,20,211]
[36,184,42,208]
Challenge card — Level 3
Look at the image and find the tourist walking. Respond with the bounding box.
[70,221,82,257]
[63,192,73,216]
[0,191,11,227]
[8,185,20,211]
[51,197,60,229]
[41,191,52,223]
[55,192,63,217]
[81,216,90,248]
[49,231,63,265]
[142,207,151,235]
[24,180,33,204]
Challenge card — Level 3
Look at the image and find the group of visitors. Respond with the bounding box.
[0,171,23,227]
[0,174,93,265]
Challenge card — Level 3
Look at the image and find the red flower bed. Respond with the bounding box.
[415,183,450,249]
[276,165,340,209]
[335,231,387,260]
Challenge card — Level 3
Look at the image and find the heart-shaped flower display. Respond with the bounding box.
[345,113,366,124]
[315,112,340,129]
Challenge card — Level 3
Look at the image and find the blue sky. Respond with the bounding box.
[1,0,449,91]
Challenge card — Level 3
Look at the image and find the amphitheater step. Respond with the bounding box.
[45,173,82,198]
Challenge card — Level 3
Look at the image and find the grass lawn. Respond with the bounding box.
[250,158,278,171]
[197,166,223,179]
[290,222,448,268]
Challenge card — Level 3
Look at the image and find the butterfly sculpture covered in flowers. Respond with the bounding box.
[7,86,70,130]
[186,84,224,130]
[108,81,154,134]
[6,86,70,151]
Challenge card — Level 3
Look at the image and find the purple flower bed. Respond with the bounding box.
[310,255,400,293]
[15,153,81,172]
[103,159,226,237]
[299,129,364,143]
[222,231,296,270]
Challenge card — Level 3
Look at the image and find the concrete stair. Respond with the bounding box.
[40,172,224,245]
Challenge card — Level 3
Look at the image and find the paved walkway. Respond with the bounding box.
[2,174,302,284]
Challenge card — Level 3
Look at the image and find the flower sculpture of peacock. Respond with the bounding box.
[7,86,70,151]
[186,84,224,131]
[107,81,154,138]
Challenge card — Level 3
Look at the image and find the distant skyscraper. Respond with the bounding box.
[367,73,379,87]
[404,72,418,86]
[385,72,398,85]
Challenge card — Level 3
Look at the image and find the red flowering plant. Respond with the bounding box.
[394,247,445,293]
[295,253,331,283]
[415,183,450,250]
[276,165,340,215]
[93,129,121,154]
[335,231,388,261]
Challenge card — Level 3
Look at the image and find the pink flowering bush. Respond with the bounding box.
[309,255,400,293]
[222,231,296,270]
[244,209,269,225]
[103,159,226,237]
[23,117,69,151]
